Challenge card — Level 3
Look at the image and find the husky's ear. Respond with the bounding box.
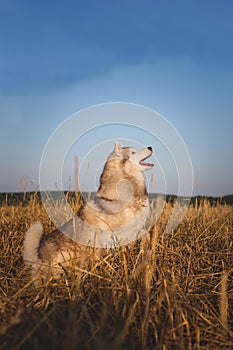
[114,140,122,156]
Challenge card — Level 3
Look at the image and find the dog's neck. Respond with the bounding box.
[97,159,147,201]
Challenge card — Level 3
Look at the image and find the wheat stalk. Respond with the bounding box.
[219,271,229,330]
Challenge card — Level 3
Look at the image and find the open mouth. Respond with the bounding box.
[139,155,154,167]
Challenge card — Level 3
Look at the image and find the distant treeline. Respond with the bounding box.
[0,191,233,206]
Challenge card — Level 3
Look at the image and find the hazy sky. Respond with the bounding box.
[1,0,233,196]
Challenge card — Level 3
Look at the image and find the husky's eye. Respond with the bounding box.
[132,151,136,154]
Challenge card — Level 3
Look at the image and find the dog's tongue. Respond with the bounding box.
[139,160,154,166]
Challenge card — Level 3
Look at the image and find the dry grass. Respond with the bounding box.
[0,194,233,349]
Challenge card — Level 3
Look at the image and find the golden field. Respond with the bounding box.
[0,193,233,349]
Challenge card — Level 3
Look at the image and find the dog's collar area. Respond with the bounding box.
[97,195,114,202]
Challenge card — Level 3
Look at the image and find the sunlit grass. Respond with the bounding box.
[0,193,233,349]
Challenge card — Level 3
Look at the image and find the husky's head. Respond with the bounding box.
[109,140,154,172]
[97,141,154,202]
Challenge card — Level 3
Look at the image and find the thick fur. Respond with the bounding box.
[23,141,154,278]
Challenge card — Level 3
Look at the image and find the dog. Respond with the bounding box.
[23,141,154,278]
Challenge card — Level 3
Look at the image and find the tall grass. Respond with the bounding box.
[0,194,233,349]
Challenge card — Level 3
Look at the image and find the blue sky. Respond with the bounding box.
[1,0,233,196]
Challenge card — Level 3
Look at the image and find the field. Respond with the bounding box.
[0,193,233,349]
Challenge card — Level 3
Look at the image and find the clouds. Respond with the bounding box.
[0,1,233,94]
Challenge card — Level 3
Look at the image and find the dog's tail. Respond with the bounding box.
[23,222,43,266]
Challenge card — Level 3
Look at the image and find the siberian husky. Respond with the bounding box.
[23,141,154,277]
